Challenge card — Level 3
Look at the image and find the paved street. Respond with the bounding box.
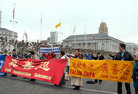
[0,74,135,94]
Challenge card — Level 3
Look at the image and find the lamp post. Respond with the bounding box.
[58,32,63,45]
[10,20,18,40]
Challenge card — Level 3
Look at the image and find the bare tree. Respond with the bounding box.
[0,37,9,53]
[17,40,29,53]
[9,40,18,49]
[30,42,43,52]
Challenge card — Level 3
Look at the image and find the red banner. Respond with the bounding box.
[1,55,67,85]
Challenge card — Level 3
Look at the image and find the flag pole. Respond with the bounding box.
[60,20,62,45]
[12,3,16,40]
[40,12,43,42]
[72,26,76,49]
[84,27,86,49]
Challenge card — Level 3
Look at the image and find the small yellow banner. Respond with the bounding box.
[69,58,133,83]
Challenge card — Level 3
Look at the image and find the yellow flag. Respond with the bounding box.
[55,22,61,28]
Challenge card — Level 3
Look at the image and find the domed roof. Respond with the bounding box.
[100,22,107,26]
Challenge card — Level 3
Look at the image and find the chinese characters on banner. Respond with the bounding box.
[1,55,67,85]
[69,58,133,83]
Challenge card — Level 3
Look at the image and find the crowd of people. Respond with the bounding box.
[0,43,138,94]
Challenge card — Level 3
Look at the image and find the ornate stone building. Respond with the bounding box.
[62,22,124,52]
[0,28,18,52]
[126,43,138,55]
[99,22,108,35]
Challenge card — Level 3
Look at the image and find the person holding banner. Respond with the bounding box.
[133,52,138,94]
[85,52,96,84]
[115,43,133,94]
[0,52,2,55]
[4,50,8,55]
[94,53,104,84]
[109,52,117,60]
[12,49,17,58]
[42,51,55,60]
[30,51,37,82]
[11,49,17,77]
[71,49,83,90]
[58,51,66,86]
[85,52,93,60]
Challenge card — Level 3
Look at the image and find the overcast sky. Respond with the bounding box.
[0,0,138,44]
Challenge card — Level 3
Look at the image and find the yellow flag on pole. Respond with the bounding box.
[55,22,61,28]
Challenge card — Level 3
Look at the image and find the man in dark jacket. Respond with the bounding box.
[115,43,133,94]
[11,49,17,77]
[94,53,104,84]
[12,49,17,58]
[109,52,117,60]
[30,51,36,82]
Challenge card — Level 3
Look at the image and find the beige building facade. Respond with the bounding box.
[63,22,124,52]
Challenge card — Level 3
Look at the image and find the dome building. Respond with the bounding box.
[99,22,108,35]
[62,22,124,52]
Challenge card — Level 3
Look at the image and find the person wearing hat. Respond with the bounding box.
[133,52,138,94]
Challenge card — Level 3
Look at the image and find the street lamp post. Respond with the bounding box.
[58,32,63,45]
[10,20,18,40]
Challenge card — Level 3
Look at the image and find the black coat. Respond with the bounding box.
[115,51,133,61]
[109,54,116,60]
[12,53,17,58]
[93,55,104,60]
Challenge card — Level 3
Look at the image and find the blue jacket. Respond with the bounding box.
[133,61,138,89]
[85,54,93,60]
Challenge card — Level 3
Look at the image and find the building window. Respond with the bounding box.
[88,43,91,49]
[78,43,81,49]
[83,43,85,49]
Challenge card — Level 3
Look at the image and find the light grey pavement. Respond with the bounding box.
[0,74,135,94]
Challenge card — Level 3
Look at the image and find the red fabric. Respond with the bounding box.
[43,52,54,59]
[1,55,67,85]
